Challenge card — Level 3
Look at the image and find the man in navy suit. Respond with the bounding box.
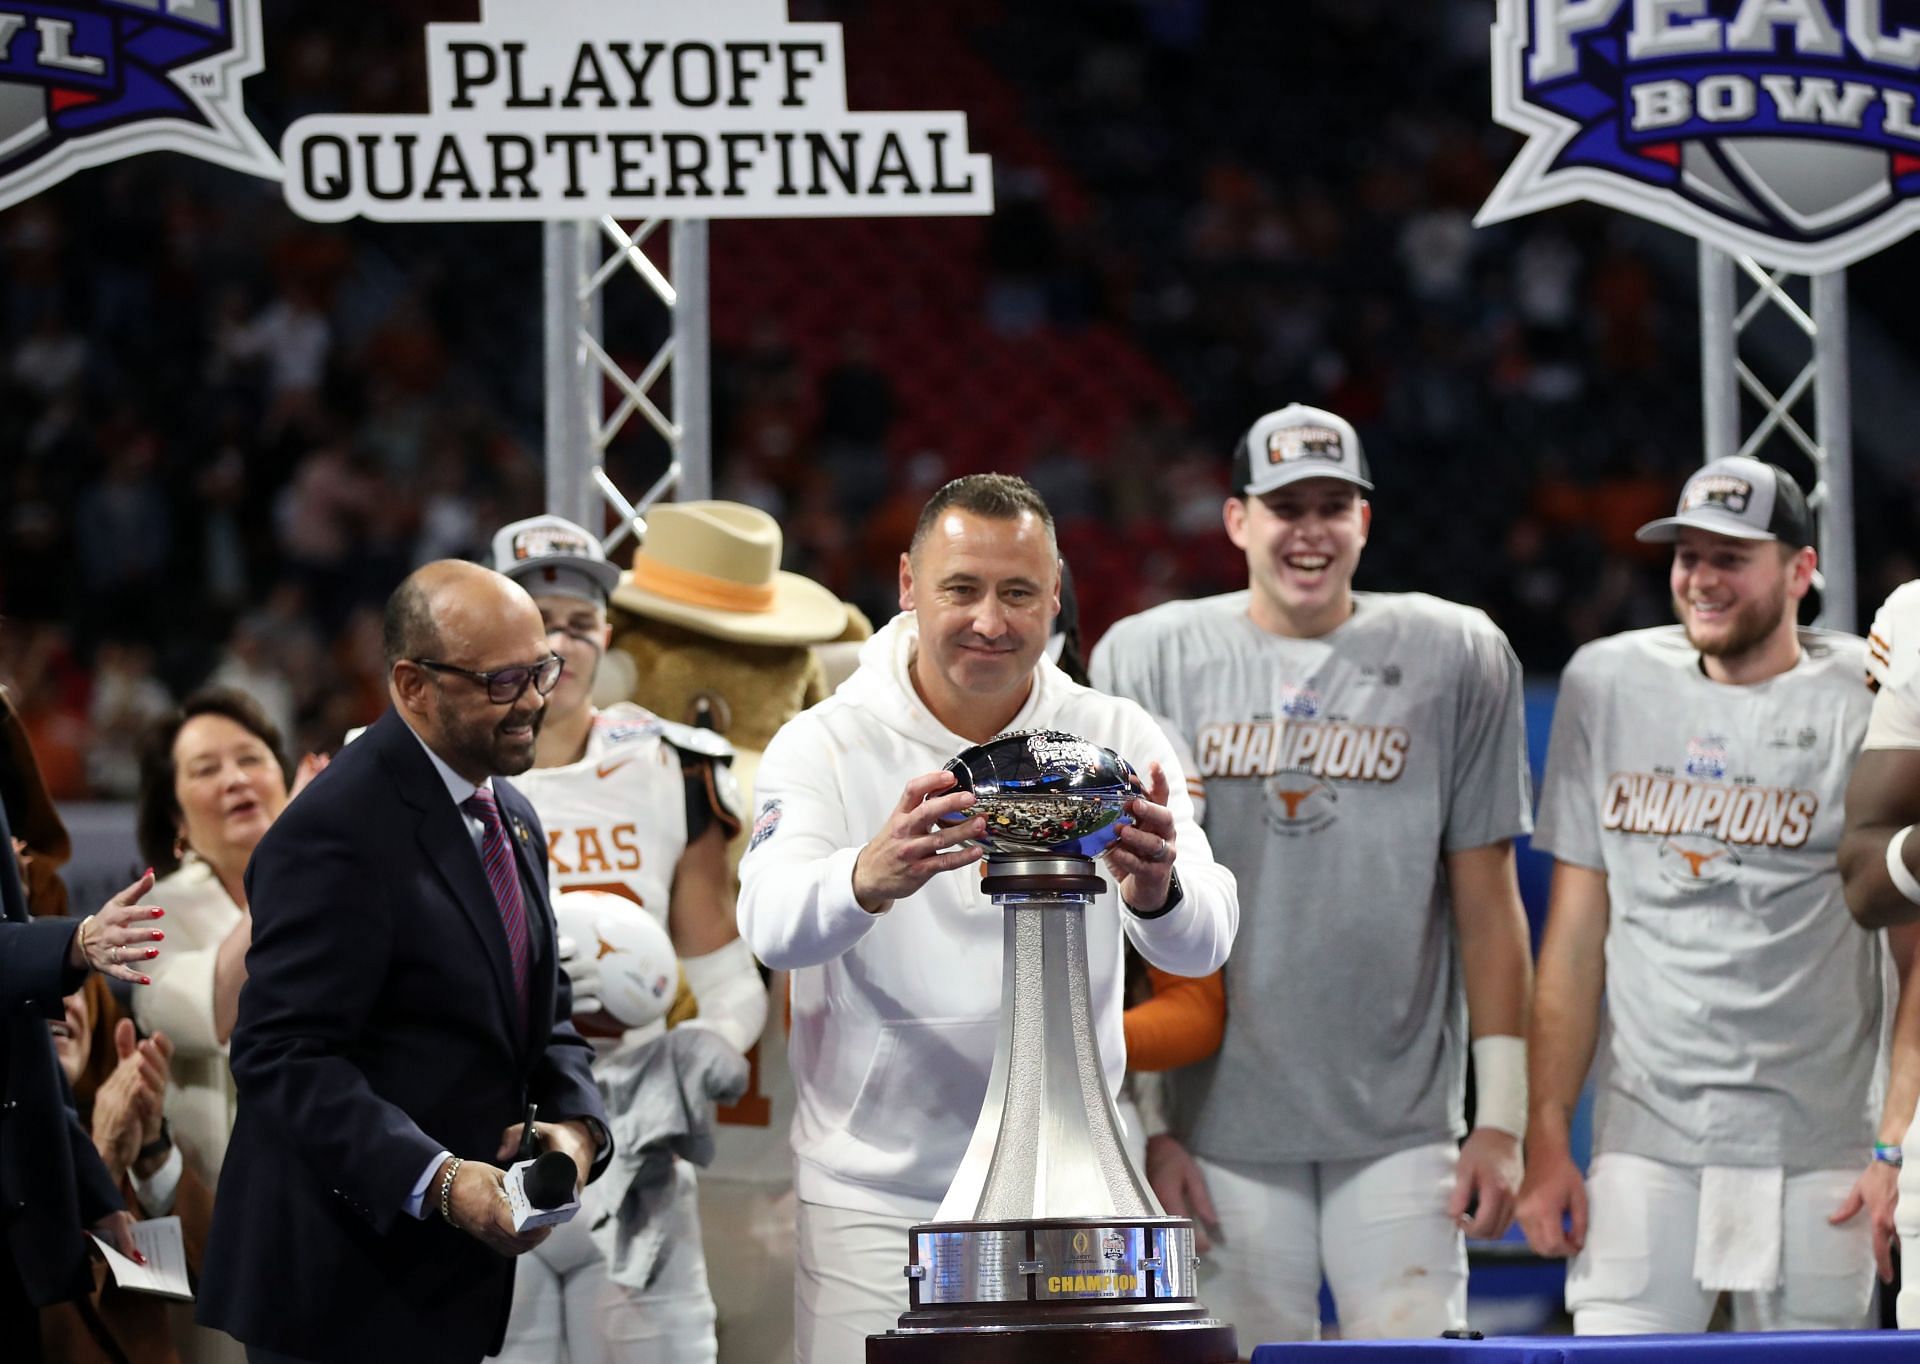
[200,560,611,1364]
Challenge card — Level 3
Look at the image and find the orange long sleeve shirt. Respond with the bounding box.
[1122,966,1226,1072]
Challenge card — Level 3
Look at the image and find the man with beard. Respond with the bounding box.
[1518,457,1900,1333]
[200,561,611,1364]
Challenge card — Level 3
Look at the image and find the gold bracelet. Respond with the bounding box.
[76,915,96,959]
[439,1157,463,1226]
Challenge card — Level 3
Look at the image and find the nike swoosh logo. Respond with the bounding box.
[596,758,633,779]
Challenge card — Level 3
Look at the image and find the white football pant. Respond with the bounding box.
[496,1158,718,1364]
[1193,1141,1468,1344]
[1568,1152,1873,1334]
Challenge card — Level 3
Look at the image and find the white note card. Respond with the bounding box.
[90,1216,193,1301]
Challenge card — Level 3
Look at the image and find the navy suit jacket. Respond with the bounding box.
[0,796,122,1307]
[199,709,608,1362]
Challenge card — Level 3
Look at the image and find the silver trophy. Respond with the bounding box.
[867,731,1236,1364]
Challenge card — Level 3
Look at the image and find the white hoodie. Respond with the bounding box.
[738,614,1238,1217]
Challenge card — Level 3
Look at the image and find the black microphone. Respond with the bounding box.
[520,1150,578,1211]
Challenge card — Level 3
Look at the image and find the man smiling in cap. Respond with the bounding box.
[1091,404,1534,1342]
[1520,456,1907,1333]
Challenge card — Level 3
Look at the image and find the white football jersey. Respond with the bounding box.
[1867,582,1920,750]
[1867,580,1920,696]
[513,702,740,922]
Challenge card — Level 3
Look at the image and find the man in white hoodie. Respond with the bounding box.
[736,474,1238,1364]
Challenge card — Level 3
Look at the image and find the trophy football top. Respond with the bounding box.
[941,729,1142,860]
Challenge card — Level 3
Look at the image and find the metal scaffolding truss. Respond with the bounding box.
[1697,243,1855,630]
[543,217,712,556]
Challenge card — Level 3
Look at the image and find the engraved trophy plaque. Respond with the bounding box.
[867,731,1236,1363]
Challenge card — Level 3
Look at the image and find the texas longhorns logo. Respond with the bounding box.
[1657,835,1743,891]
[1673,846,1727,879]
[1274,789,1313,819]
[1262,772,1339,836]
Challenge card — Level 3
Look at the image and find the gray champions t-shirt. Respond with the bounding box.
[1534,626,1886,1169]
[1092,591,1532,1163]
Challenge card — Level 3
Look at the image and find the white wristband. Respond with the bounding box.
[1887,825,1920,906]
[1471,1035,1528,1140]
[678,937,770,1056]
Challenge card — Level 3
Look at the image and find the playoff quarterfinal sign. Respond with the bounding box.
[281,0,993,223]
[1480,0,1920,272]
[0,0,276,214]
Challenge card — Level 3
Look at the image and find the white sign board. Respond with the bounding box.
[281,0,993,223]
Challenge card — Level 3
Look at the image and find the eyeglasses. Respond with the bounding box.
[412,654,564,704]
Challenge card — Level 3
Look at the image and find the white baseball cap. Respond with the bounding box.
[491,514,621,603]
[1231,404,1373,496]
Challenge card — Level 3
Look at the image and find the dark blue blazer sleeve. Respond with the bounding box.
[0,781,85,1016]
[229,809,441,1235]
[0,917,85,1017]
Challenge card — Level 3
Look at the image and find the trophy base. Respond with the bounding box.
[867,1318,1237,1363]
[873,1217,1234,1362]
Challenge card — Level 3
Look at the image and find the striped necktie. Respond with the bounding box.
[462,787,530,1029]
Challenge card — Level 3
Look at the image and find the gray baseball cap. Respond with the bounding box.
[1230,404,1373,496]
[1634,456,1813,547]
[491,514,621,603]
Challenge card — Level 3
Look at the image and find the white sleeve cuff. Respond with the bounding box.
[132,1142,184,1217]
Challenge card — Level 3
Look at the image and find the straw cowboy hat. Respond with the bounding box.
[611,501,850,645]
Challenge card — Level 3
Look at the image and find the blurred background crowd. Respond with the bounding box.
[7,0,1920,800]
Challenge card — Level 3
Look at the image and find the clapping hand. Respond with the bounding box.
[91,1019,172,1185]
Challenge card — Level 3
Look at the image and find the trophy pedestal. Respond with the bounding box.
[870,735,1236,1364]
[867,1215,1236,1362]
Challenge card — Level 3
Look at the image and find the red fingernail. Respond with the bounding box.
[146,948,159,959]
[149,908,163,918]
[134,1251,148,1265]
[151,930,163,941]
[140,976,152,986]
[143,867,153,879]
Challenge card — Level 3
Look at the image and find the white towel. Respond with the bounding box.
[1692,1165,1783,1293]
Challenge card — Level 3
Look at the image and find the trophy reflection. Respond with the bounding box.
[867,730,1236,1363]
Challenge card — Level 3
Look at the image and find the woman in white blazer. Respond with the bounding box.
[131,689,320,1186]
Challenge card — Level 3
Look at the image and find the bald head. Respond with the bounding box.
[384,560,539,673]
[385,561,554,782]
